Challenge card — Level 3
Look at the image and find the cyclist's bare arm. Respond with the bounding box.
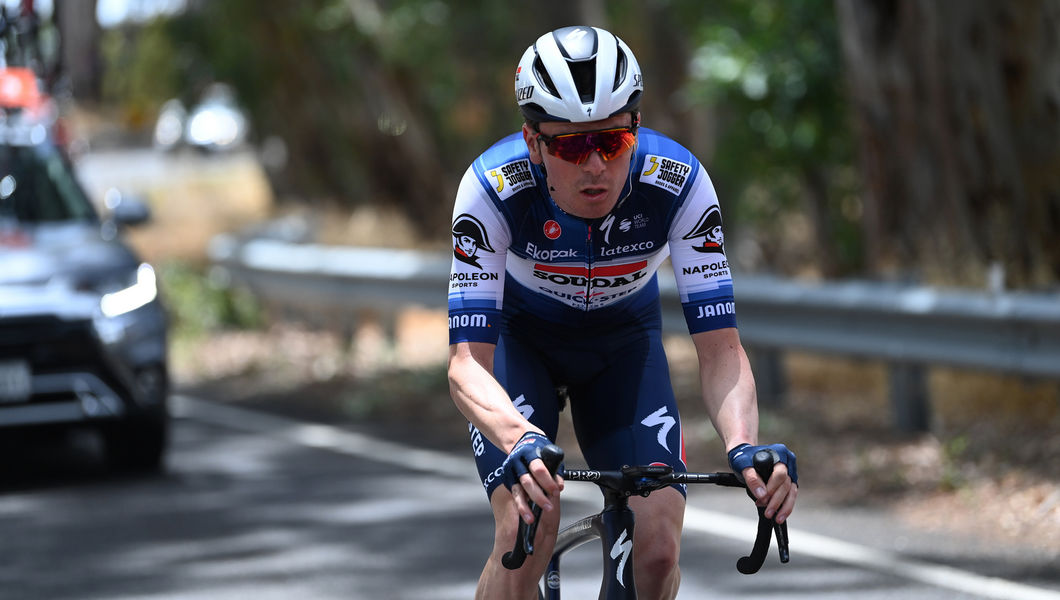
[447,341,562,518]
[692,327,798,523]
[448,341,530,452]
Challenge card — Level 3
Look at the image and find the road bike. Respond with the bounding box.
[503,444,789,599]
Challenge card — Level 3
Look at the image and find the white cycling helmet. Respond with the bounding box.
[515,26,643,123]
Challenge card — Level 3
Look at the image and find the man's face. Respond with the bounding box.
[707,225,724,247]
[457,234,478,256]
[522,113,636,220]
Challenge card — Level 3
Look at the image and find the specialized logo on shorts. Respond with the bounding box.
[452,213,495,269]
[641,407,676,453]
[681,206,725,254]
[512,394,534,420]
[489,159,536,200]
[543,220,562,240]
[640,155,692,194]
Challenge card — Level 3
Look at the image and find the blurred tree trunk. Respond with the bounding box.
[56,0,101,101]
[836,0,1060,286]
[630,1,705,152]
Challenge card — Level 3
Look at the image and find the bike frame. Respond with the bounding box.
[543,483,640,599]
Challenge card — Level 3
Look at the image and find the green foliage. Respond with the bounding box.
[100,1,861,271]
[100,19,186,123]
[676,0,862,273]
[680,3,845,182]
[157,261,263,339]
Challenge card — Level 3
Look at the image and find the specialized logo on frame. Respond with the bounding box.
[611,529,633,587]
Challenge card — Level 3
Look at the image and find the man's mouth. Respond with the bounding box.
[581,187,607,199]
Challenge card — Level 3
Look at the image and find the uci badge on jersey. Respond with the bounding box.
[488,159,536,200]
[640,155,692,195]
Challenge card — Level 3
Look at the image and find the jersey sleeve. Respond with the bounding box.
[448,165,510,345]
[667,166,738,334]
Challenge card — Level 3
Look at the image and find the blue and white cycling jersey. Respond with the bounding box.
[448,127,737,344]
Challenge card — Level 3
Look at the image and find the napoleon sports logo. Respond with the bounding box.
[682,206,725,255]
[452,213,495,269]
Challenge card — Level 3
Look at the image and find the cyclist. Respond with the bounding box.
[447,25,798,600]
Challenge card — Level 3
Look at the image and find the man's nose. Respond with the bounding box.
[581,150,608,174]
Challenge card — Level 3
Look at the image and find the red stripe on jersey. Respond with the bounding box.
[534,260,648,278]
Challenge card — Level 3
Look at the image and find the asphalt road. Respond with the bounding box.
[0,396,1057,600]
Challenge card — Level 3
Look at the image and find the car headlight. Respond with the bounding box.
[100,263,158,318]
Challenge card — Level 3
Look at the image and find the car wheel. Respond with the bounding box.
[102,414,169,472]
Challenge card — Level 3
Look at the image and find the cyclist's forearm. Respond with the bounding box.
[448,342,541,453]
[692,329,759,451]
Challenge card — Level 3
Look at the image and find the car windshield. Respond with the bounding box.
[0,144,96,224]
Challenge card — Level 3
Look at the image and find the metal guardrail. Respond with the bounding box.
[209,235,1060,431]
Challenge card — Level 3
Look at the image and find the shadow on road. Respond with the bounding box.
[0,429,165,494]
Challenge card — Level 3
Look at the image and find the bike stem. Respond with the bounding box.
[596,489,639,599]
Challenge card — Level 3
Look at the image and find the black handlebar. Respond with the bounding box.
[735,449,790,574]
[502,444,790,575]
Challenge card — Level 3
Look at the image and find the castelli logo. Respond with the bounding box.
[543,220,562,239]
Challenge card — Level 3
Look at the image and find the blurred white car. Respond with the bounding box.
[152,98,186,151]
[154,83,248,152]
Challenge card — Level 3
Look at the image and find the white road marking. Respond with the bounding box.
[174,395,1060,600]
[682,508,1060,600]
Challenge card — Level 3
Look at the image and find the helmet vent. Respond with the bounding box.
[532,55,559,98]
[568,59,596,104]
[613,45,627,91]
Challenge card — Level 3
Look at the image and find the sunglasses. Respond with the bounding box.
[535,125,638,165]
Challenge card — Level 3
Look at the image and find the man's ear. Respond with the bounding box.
[522,123,543,165]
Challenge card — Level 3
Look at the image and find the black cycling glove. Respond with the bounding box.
[727,443,798,485]
[501,431,553,492]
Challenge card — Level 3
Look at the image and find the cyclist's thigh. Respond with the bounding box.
[467,333,562,500]
[569,328,688,479]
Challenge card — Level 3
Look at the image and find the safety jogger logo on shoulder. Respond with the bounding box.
[489,159,536,200]
[640,155,691,194]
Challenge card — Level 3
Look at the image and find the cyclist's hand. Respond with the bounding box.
[728,443,799,524]
[502,431,564,524]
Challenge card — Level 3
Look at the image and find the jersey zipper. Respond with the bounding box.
[584,222,593,311]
